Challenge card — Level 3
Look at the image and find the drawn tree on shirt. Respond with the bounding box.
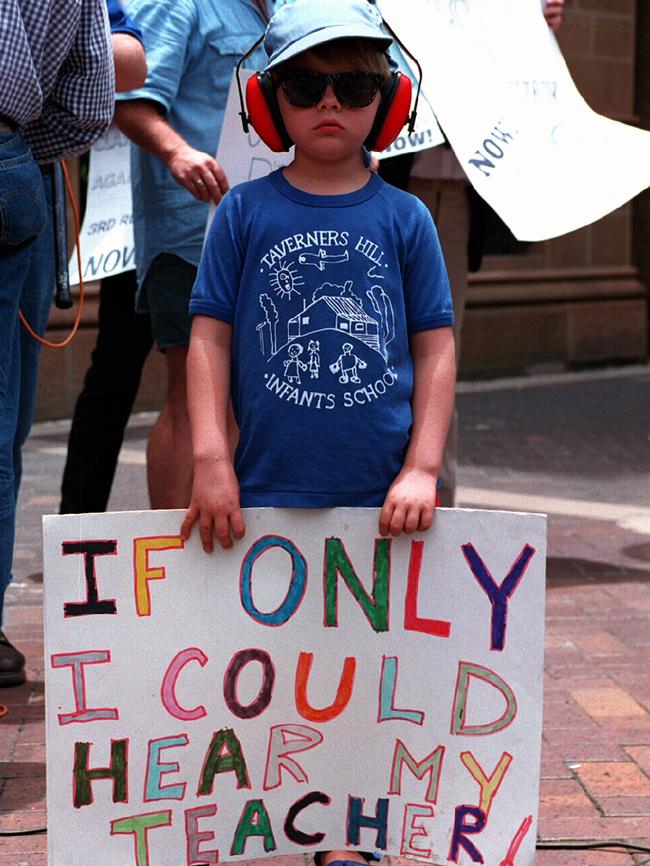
[366,286,395,361]
[381,287,395,346]
[258,294,279,356]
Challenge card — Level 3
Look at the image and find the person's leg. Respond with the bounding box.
[0,295,25,682]
[407,178,470,507]
[60,270,153,513]
[141,254,196,509]
[14,166,56,483]
[147,344,193,508]
[0,132,48,683]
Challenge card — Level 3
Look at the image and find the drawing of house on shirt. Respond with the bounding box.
[288,295,380,351]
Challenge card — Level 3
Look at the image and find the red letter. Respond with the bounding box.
[404,541,451,638]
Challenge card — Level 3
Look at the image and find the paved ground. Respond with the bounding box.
[2,364,650,865]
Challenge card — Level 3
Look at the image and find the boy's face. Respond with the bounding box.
[276,50,381,163]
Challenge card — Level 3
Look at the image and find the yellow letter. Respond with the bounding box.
[460,751,513,815]
[134,536,184,616]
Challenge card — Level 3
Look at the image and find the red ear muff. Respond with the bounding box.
[245,73,293,153]
[365,71,413,152]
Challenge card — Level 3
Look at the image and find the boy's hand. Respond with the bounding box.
[379,466,438,537]
[180,458,245,552]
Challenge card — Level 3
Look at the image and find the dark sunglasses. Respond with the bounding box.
[279,70,385,108]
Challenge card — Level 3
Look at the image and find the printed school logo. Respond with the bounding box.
[256,230,398,411]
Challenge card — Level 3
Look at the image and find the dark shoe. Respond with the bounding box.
[0,631,26,686]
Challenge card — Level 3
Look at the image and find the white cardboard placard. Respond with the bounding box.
[378,0,650,241]
[68,124,135,286]
[44,506,546,866]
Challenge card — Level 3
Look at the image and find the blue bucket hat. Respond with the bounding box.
[263,0,393,71]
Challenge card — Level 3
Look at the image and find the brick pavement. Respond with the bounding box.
[2,365,650,865]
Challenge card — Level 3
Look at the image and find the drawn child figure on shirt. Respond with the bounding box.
[307,340,320,379]
[284,343,308,383]
[329,342,367,384]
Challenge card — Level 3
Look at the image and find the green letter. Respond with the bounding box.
[324,537,390,631]
[230,799,276,856]
[111,810,171,866]
[73,739,128,808]
[198,728,250,795]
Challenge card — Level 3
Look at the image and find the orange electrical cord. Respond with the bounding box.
[19,160,85,348]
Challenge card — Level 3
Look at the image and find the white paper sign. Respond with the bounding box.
[68,125,135,285]
[378,0,650,241]
[44,506,546,866]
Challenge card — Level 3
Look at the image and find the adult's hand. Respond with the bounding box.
[544,0,564,31]
[115,99,229,204]
[167,143,229,204]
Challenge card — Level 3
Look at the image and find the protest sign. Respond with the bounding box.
[68,125,135,285]
[44,506,546,866]
[377,0,650,241]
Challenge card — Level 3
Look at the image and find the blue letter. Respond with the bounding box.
[241,536,307,625]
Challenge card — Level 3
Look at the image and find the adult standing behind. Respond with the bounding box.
[115,0,271,509]
[60,0,150,515]
[0,0,114,685]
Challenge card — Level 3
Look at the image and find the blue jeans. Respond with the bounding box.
[0,130,54,625]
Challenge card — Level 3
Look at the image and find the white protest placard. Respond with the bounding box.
[44,507,546,866]
[68,124,135,285]
[378,0,650,241]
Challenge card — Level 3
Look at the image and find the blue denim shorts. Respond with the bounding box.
[140,253,196,351]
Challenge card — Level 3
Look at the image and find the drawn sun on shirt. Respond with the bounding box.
[269,261,304,299]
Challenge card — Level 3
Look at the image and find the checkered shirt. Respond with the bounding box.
[0,0,115,162]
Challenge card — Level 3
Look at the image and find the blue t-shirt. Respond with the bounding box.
[190,170,454,508]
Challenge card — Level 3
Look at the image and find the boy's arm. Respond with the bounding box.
[379,327,456,537]
[180,316,245,551]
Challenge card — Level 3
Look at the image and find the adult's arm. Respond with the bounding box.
[25,0,115,161]
[114,98,228,202]
[113,0,227,202]
[107,0,147,91]
[112,32,147,91]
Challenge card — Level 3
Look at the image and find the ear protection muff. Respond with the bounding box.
[364,71,412,151]
[245,72,293,152]
[245,69,413,154]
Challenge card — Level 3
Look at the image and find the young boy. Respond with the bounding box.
[181,0,455,561]
[181,1,455,861]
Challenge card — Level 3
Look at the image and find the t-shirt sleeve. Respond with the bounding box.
[402,197,455,334]
[107,0,144,43]
[115,0,194,111]
[190,192,244,323]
